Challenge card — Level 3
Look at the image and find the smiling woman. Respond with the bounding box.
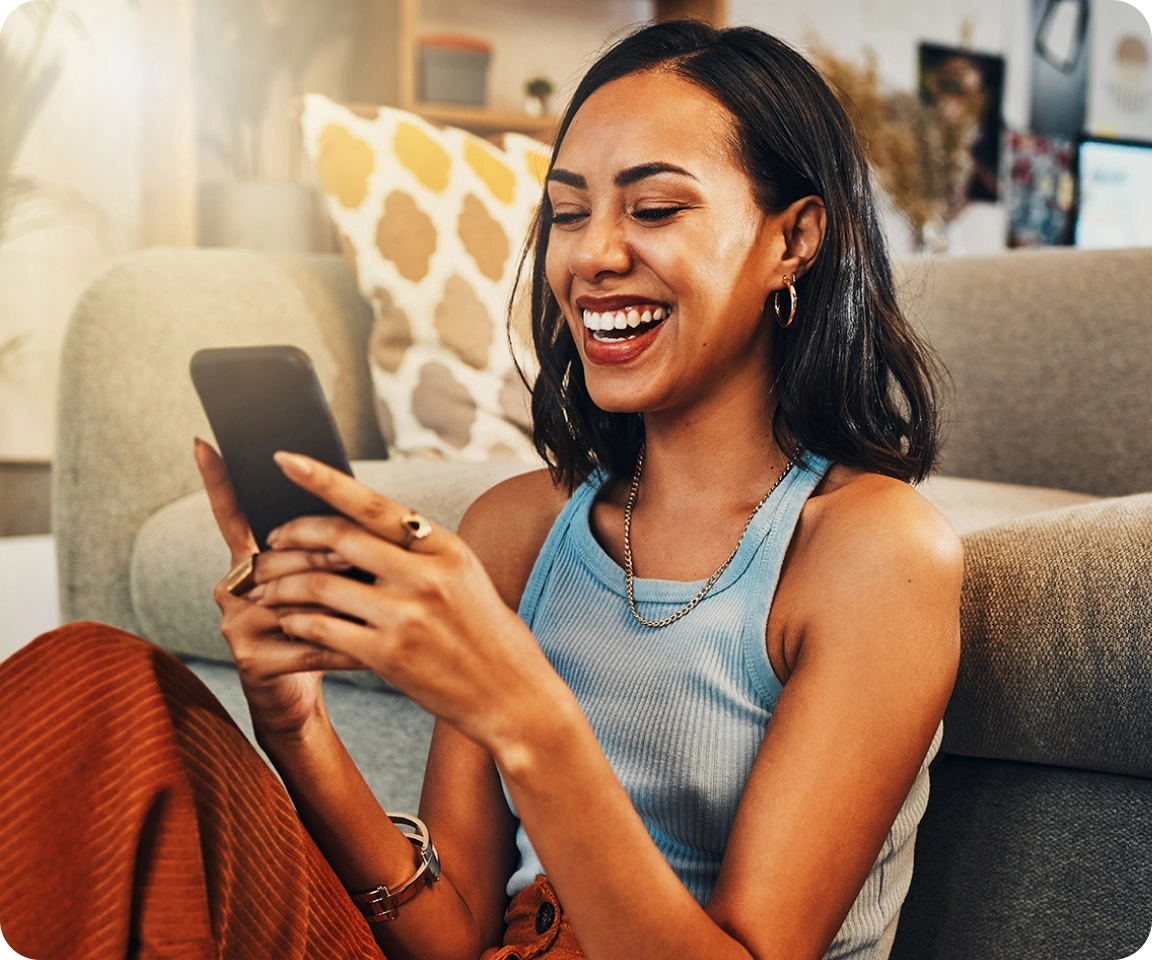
[0,19,960,960]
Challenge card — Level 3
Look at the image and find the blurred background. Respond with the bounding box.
[0,0,1149,538]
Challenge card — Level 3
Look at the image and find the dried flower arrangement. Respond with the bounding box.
[812,45,983,248]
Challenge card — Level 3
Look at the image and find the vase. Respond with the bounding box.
[918,219,952,255]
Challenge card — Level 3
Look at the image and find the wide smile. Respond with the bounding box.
[581,303,671,342]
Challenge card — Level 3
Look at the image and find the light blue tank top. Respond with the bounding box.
[506,453,940,959]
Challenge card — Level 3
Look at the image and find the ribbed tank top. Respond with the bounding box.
[506,453,941,959]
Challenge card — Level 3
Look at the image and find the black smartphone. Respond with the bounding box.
[190,345,365,561]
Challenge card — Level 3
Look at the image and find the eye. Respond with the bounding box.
[631,206,686,223]
[551,209,588,227]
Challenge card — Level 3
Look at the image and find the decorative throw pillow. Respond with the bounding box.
[299,94,550,461]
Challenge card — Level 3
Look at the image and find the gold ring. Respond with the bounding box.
[225,553,259,596]
[399,512,433,549]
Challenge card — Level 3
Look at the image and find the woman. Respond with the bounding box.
[0,20,960,960]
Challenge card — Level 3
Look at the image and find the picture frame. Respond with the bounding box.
[918,42,1006,202]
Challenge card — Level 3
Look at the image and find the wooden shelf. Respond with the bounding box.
[410,102,558,137]
[365,0,728,138]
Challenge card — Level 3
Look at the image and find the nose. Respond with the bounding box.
[568,211,632,281]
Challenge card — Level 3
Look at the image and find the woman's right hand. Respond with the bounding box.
[194,438,366,741]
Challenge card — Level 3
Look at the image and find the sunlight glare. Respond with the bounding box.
[0,0,35,34]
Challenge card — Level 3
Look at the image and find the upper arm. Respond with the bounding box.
[708,478,962,960]
[418,468,569,947]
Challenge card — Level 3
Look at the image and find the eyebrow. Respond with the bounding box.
[547,162,698,190]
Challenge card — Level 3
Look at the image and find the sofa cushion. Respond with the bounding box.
[130,458,537,678]
[915,474,1098,535]
[945,493,1152,779]
[891,755,1152,960]
[299,94,549,462]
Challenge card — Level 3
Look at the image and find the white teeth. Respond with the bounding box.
[583,305,670,333]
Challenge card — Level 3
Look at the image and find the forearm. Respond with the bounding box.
[493,695,756,960]
[256,708,486,960]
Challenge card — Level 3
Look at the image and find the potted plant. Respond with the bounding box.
[523,76,554,117]
[195,0,367,252]
[0,0,106,373]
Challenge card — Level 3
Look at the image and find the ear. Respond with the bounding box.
[778,196,826,280]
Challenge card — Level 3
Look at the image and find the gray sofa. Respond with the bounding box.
[54,245,1152,958]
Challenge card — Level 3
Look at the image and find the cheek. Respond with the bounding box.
[544,235,570,301]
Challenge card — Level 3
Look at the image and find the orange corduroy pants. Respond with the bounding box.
[0,623,585,960]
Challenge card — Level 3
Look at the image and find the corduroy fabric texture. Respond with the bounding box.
[0,623,385,960]
[480,878,586,960]
[946,493,1152,776]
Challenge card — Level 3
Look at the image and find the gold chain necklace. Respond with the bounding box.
[622,444,800,629]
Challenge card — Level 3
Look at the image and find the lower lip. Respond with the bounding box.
[582,320,666,365]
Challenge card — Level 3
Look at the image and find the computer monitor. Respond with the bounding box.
[1074,137,1152,249]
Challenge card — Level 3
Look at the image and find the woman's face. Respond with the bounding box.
[545,69,790,417]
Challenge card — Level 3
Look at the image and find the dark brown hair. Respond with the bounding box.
[515,20,942,490]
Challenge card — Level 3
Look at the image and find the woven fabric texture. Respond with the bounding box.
[891,755,1152,960]
[946,493,1152,777]
[895,246,1152,496]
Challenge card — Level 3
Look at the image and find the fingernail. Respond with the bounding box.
[274,451,312,477]
[267,528,281,544]
[248,584,266,601]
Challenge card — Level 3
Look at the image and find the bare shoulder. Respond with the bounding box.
[772,465,963,681]
[801,465,964,572]
[456,468,571,610]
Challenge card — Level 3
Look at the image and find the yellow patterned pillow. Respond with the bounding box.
[299,94,549,461]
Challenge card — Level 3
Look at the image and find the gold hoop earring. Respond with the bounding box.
[774,274,798,328]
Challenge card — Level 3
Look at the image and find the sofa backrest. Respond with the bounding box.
[892,489,1152,957]
[894,247,1152,497]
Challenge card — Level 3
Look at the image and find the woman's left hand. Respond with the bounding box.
[248,451,561,747]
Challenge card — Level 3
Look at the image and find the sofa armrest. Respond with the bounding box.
[946,493,1152,778]
[53,248,385,633]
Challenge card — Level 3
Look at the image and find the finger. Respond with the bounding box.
[251,548,352,586]
[252,569,382,624]
[265,515,419,584]
[272,452,441,553]
[275,609,380,664]
[225,604,366,674]
[195,438,258,561]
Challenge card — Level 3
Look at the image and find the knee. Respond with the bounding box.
[17,620,156,666]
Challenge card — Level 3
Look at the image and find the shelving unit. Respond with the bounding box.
[351,0,728,137]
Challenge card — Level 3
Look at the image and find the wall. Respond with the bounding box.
[730,0,1033,255]
[0,0,140,462]
[419,0,650,113]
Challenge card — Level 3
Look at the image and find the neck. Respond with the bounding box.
[633,385,791,516]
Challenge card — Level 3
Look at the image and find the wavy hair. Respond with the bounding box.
[514,20,942,490]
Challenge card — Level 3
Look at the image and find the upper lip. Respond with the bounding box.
[574,294,670,312]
